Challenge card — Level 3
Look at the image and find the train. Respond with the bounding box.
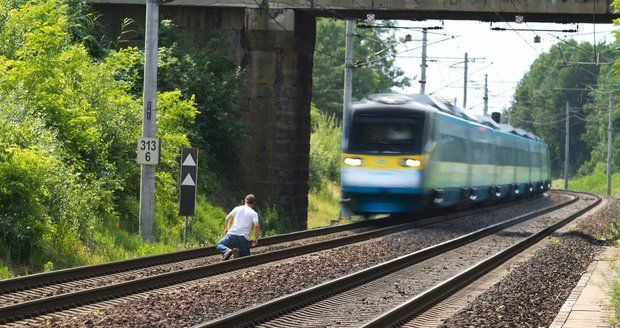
[340,93,551,215]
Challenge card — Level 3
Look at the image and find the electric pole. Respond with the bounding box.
[564,101,570,190]
[608,95,614,196]
[342,19,355,146]
[463,52,468,108]
[419,28,428,94]
[139,0,160,242]
[483,74,489,116]
[339,19,355,221]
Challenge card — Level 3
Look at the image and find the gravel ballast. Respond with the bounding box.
[440,196,619,328]
[44,195,561,327]
[255,198,587,327]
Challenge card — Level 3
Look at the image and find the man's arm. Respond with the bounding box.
[251,222,260,247]
[224,214,233,234]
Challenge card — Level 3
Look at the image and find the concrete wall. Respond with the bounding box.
[94,5,314,230]
[89,0,616,23]
[240,9,314,230]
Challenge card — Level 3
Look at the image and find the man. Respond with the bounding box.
[216,194,260,261]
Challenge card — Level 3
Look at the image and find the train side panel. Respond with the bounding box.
[426,114,472,205]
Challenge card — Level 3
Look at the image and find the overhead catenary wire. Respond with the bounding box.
[482,0,539,53]
[428,62,494,95]
[357,35,459,67]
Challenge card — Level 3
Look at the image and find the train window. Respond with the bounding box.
[349,115,425,153]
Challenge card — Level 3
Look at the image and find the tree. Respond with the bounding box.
[0,0,197,272]
[312,19,410,117]
[508,41,610,177]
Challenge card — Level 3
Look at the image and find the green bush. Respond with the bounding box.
[309,106,341,191]
[0,0,209,274]
[258,204,296,236]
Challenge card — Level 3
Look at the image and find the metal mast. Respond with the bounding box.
[342,20,355,146]
[483,74,489,116]
[608,95,614,196]
[419,28,428,94]
[564,101,570,190]
[463,52,468,108]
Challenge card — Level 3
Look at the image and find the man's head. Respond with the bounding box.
[244,194,256,207]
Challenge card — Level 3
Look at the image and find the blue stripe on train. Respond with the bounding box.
[342,186,425,195]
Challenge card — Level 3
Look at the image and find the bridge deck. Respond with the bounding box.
[87,0,615,23]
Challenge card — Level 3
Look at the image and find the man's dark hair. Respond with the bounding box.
[245,194,256,205]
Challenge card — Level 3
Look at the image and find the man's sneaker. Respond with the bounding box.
[231,248,240,259]
[222,249,234,261]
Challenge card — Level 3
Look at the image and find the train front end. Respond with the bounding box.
[341,95,430,215]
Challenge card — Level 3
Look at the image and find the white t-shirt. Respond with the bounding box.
[227,205,259,240]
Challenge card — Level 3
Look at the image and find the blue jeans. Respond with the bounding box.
[216,234,251,257]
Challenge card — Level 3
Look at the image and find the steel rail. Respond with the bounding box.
[0,196,544,324]
[0,193,536,296]
[362,193,601,328]
[0,214,397,295]
[195,194,578,328]
[0,195,540,295]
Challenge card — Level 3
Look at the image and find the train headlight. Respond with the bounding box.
[402,159,422,168]
[344,157,363,166]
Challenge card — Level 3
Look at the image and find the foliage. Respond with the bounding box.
[554,164,620,198]
[0,0,222,275]
[307,182,341,229]
[155,20,244,201]
[0,259,12,279]
[313,18,410,118]
[309,106,342,191]
[508,41,612,178]
[257,204,296,236]
[579,48,620,175]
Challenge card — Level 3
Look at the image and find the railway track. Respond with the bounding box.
[0,196,545,324]
[196,191,599,328]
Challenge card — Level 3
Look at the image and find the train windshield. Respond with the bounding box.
[349,114,424,153]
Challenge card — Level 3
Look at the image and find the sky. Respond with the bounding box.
[387,19,616,116]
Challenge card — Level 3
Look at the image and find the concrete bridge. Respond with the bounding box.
[89,0,616,229]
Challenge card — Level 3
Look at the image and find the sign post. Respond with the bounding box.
[179,148,198,248]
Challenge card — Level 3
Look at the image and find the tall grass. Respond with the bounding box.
[552,164,620,198]
[308,182,341,229]
[309,106,341,191]
[307,106,344,228]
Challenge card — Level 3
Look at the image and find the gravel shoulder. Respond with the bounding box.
[439,195,619,328]
[40,195,564,328]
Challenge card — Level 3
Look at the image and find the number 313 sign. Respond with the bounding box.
[136,137,161,165]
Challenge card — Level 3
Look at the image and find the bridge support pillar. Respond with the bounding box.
[240,9,314,230]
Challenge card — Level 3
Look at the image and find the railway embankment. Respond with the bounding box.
[5,191,613,327]
[440,196,620,327]
[39,196,559,327]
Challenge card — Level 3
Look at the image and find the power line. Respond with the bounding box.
[358,35,459,67]
[549,33,612,63]
[428,62,493,95]
[482,0,538,53]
